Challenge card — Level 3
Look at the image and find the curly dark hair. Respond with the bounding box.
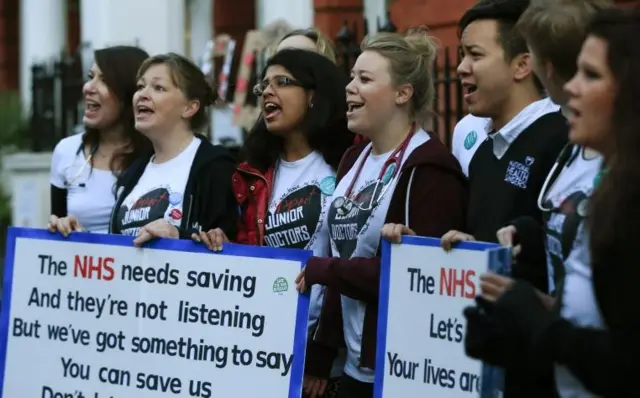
[239,49,354,172]
[588,7,640,269]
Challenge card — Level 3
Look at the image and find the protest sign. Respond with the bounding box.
[375,236,511,398]
[0,227,310,398]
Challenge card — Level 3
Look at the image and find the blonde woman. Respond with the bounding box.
[296,28,468,398]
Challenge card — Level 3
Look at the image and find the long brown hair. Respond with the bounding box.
[82,46,152,173]
[588,8,640,269]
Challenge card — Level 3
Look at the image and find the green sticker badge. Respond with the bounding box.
[319,176,336,196]
[382,163,396,185]
[464,130,478,150]
[273,277,289,294]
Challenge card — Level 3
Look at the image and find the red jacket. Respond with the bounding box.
[304,137,469,378]
[231,162,275,245]
[232,135,365,243]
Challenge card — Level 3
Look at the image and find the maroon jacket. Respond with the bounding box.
[304,136,468,378]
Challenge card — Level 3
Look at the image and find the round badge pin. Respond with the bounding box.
[464,130,478,150]
[169,191,183,206]
[170,208,182,220]
[319,176,336,196]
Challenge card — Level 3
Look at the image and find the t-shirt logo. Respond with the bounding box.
[328,181,382,259]
[525,156,535,167]
[546,190,588,288]
[464,130,478,150]
[504,156,535,189]
[264,185,322,249]
[118,187,170,235]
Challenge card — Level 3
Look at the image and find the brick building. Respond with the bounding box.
[0,0,637,101]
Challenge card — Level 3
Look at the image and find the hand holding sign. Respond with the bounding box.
[133,219,179,247]
[381,223,417,243]
[193,227,230,252]
[48,215,83,236]
[295,267,307,293]
[440,230,476,252]
[496,225,522,257]
[376,236,510,397]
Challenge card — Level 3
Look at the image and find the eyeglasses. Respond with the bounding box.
[253,75,305,96]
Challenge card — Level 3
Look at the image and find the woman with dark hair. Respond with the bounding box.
[465,7,640,396]
[199,49,354,249]
[272,28,368,147]
[48,45,151,235]
[110,53,238,247]
[196,49,354,397]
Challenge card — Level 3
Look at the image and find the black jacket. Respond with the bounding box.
[109,136,238,240]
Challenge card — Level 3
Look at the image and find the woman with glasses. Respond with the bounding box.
[294,29,468,398]
[197,48,354,247]
[48,46,151,235]
[195,48,353,397]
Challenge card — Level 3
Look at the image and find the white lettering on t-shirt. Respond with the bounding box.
[328,130,430,384]
[542,147,605,397]
[263,152,334,252]
[116,137,200,235]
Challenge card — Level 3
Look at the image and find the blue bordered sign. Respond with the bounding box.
[375,236,508,398]
[0,227,311,398]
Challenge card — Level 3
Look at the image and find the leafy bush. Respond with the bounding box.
[0,91,31,226]
[0,91,30,151]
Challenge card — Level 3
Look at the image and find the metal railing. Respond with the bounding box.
[29,50,84,152]
[26,14,466,152]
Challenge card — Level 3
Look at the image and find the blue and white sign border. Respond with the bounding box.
[375,235,502,398]
[0,227,311,398]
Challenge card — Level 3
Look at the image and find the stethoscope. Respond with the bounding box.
[333,126,415,217]
[64,142,98,188]
[537,143,579,212]
[538,143,605,262]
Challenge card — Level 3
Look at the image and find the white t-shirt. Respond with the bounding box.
[451,98,559,175]
[115,137,200,236]
[261,151,345,377]
[541,146,605,397]
[451,114,488,176]
[264,151,334,252]
[50,133,117,234]
[327,130,429,383]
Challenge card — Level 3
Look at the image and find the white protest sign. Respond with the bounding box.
[0,228,311,398]
[375,236,510,398]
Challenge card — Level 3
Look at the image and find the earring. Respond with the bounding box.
[309,103,314,108]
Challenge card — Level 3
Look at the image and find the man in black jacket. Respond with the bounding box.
[442,0,569,396]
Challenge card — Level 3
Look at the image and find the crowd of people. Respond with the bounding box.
[46,0,640,396]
